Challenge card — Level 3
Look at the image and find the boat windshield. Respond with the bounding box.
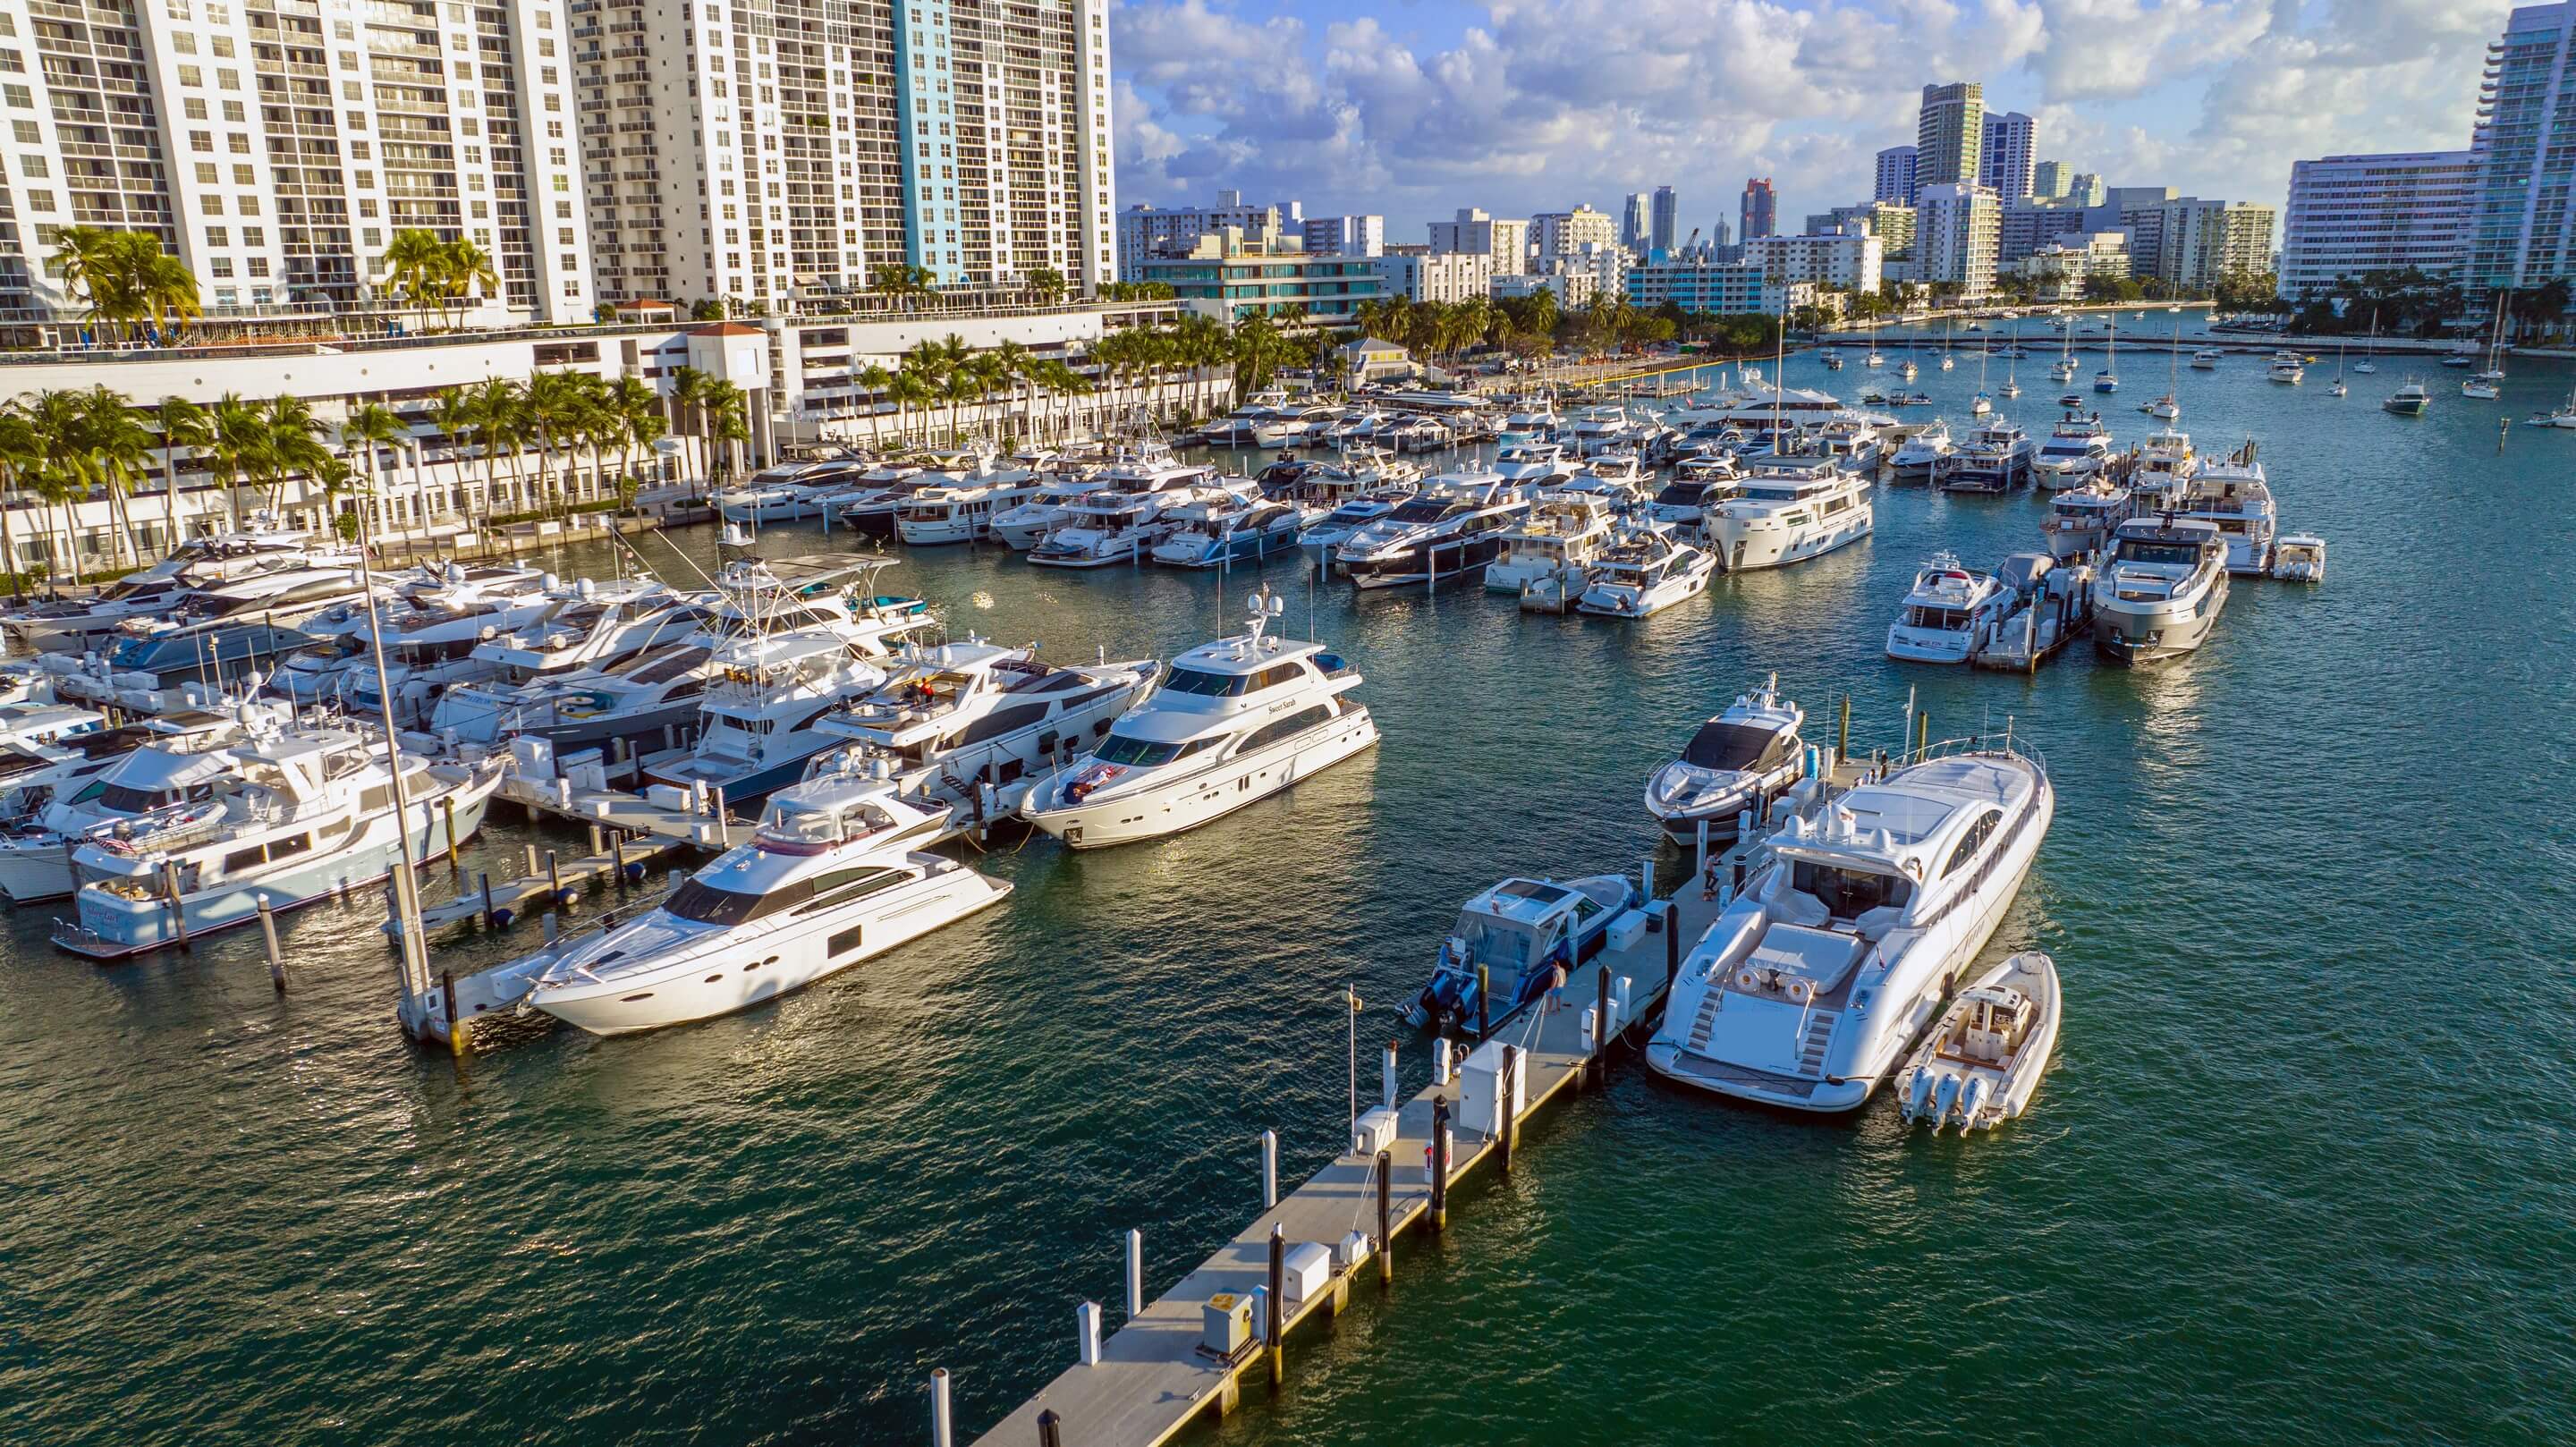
[2117,540,2204,566]
[1459,915,1543,972]
[663,876,808,927]
[1790,860,1913,918]
[1682,722,1783,771]
[1093,732,1222,767]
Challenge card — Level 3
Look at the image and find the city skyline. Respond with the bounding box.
[1107,0,2516,245]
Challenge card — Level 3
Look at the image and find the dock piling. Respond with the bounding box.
[442,969,469,1056]
[714,787,732,848]
[1077,1301,1102,1367]
[547,851,565,909]
[612,834,629,891]
[1123,1229,1143,1321]
[1260,1129,1278,1207]
[524,842,539,878]
[1432,1037,1452,1087]
[1429,1097,1451,1231]
[1476,964,1489,1039]
[479,872,496,929]
[1665,903,1682,992]
[543,910,559,944]
[589,823,605,856]
[1592,968,1611,1084]
[442,796,461,873]
[1696,818,1710,893]
[1837,694,1852,766]
[1375,1149,1393,1285]
[258,896,285,994]
[1499,1045,1518,1173]
[930,1369,953,1447]
[161,861,191,954]
[1265,1224,1284,1386]
[1036,1409,1062,1447]
[1380,1040,1397,1109]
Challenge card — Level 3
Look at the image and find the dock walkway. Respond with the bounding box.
[966,880,1727,1447]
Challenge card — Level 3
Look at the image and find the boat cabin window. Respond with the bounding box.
[1943,809,2002,878]
[2116,538,2204,567]
[1163,666,1251,698]
[1790,860,1913,919]
[664,876,814,927]
[792,865,909,916]
[1460,915,1545,972]
[97,779,216,813]
[1906,605,1974,630]
[1682,722,1786,772]
[1237,704,1333,753]
[1092,732,1223,767]
[1386,498,1452,523]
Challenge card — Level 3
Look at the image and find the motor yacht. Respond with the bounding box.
[2031,412,2113,488]
[1565,405,1645,458]
[1885,552,2011,664]
[806,641,1156,804]
[2190,349,2223,369]
[808,461,925,524]
[2091,515,2231,664]
[114,559,376,642]
[1028,488,1189,569]
[637,626,895,805]
[1646,738,2054,1113]
[0,702,290,902]
[1,527,358,653]
[269,565,564,718]
[1401,873,1640,1035]
[1148,495,1307,568]
[2271,535,2327,582]
[1571,452,1650,499]
[1575,529,1716,619]
[894,473,1043,546]
[1253,404,1344,450]
[1642,677,1805,845]
[2129,427,2198,503]
[991,473,1115,550]
[1647,455,1744,530]
[1887,421,1954,482]
[1703,459,1872,571]
[2383,378,2431,416]
[1298,487,1416,561]
[2040,478,2137,562]
[716,459,874,524]
[38,622,318,717]
[2266,351,2306,385]
[524,768,1007,1035]
[1492,438,1578,490]
[1488,492,1618,609]
[1940,419,2035,495]
[1021,587,1377,849]
[1334,472,1530,588]
[1497,396,1560,445]
[51,716,505,960]
[1894,951,2060,1133]
[1385,417,1456,454]
[2177,443,2277,575]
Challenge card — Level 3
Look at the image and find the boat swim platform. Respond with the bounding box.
[962,880,1732,1447]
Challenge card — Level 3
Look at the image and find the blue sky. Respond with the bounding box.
[1108,0,2511,243]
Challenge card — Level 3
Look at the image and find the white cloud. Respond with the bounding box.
[1106,0,2497,236]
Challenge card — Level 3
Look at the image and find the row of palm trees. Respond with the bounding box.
[51,227,204,344]
[379,229,502,332]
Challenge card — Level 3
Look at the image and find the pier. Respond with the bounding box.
[957,825,1797,1447]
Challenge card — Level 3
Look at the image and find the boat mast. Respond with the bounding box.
[352,540,431,1007]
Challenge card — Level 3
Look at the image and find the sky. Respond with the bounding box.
[1107,0,2513,244]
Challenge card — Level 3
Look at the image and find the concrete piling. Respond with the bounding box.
[929,1369,953,1447]
[257,896,285,994]
[1261,1129,1277,1209]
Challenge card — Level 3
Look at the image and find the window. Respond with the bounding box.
[2,85,26,108]
[1238,704,1332,754]
[1161,666,1248,698]
[15,154,41,178]
[664,876,809,926]
[7,119,29,144]
[827,924,863,956]
[1942,810,2002,879]
[1790,860,1912,919]
[1091,732,1222,767]
[792,866,907,916]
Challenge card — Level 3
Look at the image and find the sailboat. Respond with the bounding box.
[1865,324,1885,369]
[2146,313,2182,419]
[2353,311,2379,375]
[2527,381,2576,428]
[2000,323,2022,398]
[1970,339,1994,416]
[2328,340,2348,398]
[2463,292,2508,398]
[1940,317,1957,371]
[2050,326,2078,384]
[2093,317,2120,393]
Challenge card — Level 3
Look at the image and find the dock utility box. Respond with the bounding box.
[1351,1104,1399,1155]
[1606,908,1650,953]
[1201,1292,1252,1355]
[1457,1038,1527,1139]
[645,783,696,812]
[1281,1241,1332,1306]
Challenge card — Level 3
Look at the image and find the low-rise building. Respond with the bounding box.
[2011,233,2132,301]
[1117,191,1305,280]
[1375,252,1498,304]
[1302,215,1387,258]
[1745,231,1885,293]
[1428,208,1530,275]
[1624,260,1815,316]
[1133,231,1384,326]
[1491,270,1598,308]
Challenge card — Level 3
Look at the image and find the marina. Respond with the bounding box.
[3,338,2570,1447]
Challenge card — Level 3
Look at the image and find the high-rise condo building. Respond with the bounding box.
[1531,204,1616,261]
[1875,145,1918,205]
[2069,172,2106,207]
[1913,181,2000,295]
[1650,186,1678,252]
[1739,178,1775,241]
[574,0,1116,310]
[1428,207,1528,274]
[1621,191,1650,250]
[1915,82,1984,188]
[1979,111,2037,199]
[0,0,593,320]
[2032,160,2074,200]
[2280,152,2478,296]
[2465,3,2576,288]
[1302,215,1385,257]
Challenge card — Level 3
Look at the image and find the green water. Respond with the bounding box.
[5,349,2574,1446]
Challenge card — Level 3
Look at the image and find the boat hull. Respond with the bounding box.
[1708,505,1873,572]
[1023,712,1377,850]
[2093,571,2228,664]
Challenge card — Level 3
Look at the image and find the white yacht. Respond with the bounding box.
[51,717,505,960]
[269,566,564,719]
[2128,427,2199,503]
[1148,495,1307,568]
[1642,678,1806,845]
[1487,492,1618,608]
[1894,951,2060,1133]
[1334,472,1530,588]
[1,527,358,653]
[2030,412,2113,488]
[1569,452,1650,499]
[2383,378,2432,416]
[524,769,1007,1035]
[1021,588,1376,849]
[2092,515,2231,664]
[894,474,1042,546]
[1253,403,1343,449]
[2190,349,2224,369]
[1887,421,1954,482]
[1646,739,2054,1113]
[991,473,1116,551]
[116,559,377,641]
[640,628,894,804]
[0,703,286,902]
[1938,419,2035,495]
[1703,459,1873,571]
[806,642,1157,802]
[2266,351,2306,385]
[1575,529,1716,619]
[1885,553,2012,664]
[1565,405,1645,458]
[1646,454,1744,529]
[1027,488,1191,569]
[2040,479,2137,562]
[1298,487,1417,561]
[1497,396,1560,445]
[2178,443,2277,575]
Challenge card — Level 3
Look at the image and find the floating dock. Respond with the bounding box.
[962,869,1740,1447]
[390,832,695,938]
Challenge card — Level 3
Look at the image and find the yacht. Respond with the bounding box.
[1898,359,1919,381]
[2383,378,2432,416]
[1028,487,1192,569]
[1894,951,2061,1132]
[716,459,873,524]
[2031,412,2114,488]
[1885,552,2012,663]
[268,566,564,718]
[1334,472,1529,588]
[2040,479,2138,561]
[1324,410,1392,449]
[1385,416,1456,454]
[2266,351,2306,385]
[1565,405,1644,458]
[2462,375,2500,401]
[2190,349,2224,369]
[114,560,377,641]
[1,528,357,653]
[806,642,1157,800]
[2528,385,2576,429]
[1571,452,1650,499]
[1021,588,1377,849]
[1487,492,1618,607]
[0,703,287,902]
[1148,495,1307,568]
[1199,392,1291,447]
[2091,515,2231,664]
[1642,678,1805,845]
[894,474,1043,546]
[640,628,894,804]
[51,716,506,960]
[39,622,316,717]
[1645,738,2054,1113]
[1940,419,2035,495]
[1298,487,1418,561]
[1703,459,1873,571]
[1401,873,1640,1034]
[1647,454,1744,529]
[421,584,719,745]
[2178,443,2277,575]
[1575,529,1716,619]
[1887,421,1955,482]
[1496,396,1560,446]
[991,473,1117,551]
[2129,427,2199,503]
[1254,404,1344,450]
[524,769,1008,1035]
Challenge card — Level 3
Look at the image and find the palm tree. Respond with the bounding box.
[1025,267,1067,306]
[702,383,749,484]
[258,393,329,516]
[606,376,663,498]
[74,388,152,567]
[203,393,271,529]
[20,390,95,583]
[338,401,411,541]
[666,365,712,492]
[380,229,445,331]
[886,369,935,446]
[47,226,120,327]
[430,385,478,518]
[854,362,893,447]
[470,377,524,511]
[439,238,500,330]
[0,405,38,589]
[153,395,209,550]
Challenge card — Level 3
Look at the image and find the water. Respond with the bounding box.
[7,345,2575,1446]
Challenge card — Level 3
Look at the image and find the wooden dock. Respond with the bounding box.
[496,770,740,846]
[389,833,693,938]
[963,876,1728,1447]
